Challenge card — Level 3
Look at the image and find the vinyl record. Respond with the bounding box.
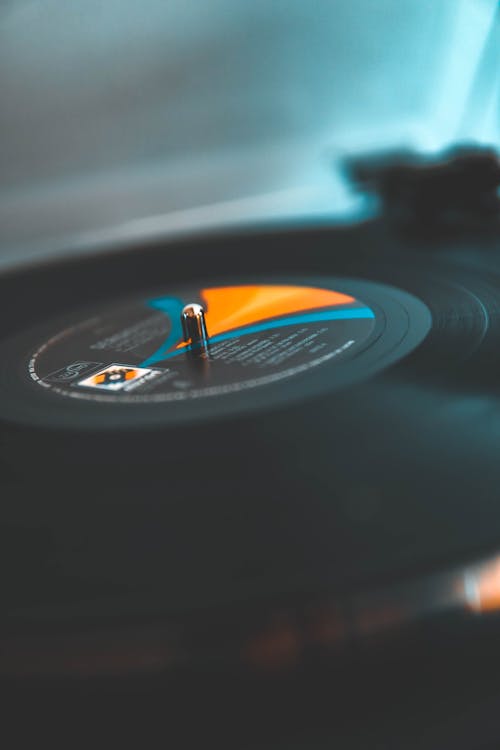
[2,222,500,680]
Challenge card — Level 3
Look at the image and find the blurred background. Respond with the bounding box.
[0,0,498,270]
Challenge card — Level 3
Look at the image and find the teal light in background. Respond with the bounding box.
[0,0,498,269]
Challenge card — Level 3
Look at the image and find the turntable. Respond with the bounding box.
[1,3,500,748]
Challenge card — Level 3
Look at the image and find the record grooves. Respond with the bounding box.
[2,219,500,684]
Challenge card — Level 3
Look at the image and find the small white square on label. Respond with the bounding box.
[77,364,156,391]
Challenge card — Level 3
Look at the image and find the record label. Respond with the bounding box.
[29,283,377,403]
[0,277,430,428]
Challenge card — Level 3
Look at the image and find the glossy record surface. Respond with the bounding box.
[1,221,500,645]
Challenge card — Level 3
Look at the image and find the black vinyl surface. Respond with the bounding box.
[2,221,500,746]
